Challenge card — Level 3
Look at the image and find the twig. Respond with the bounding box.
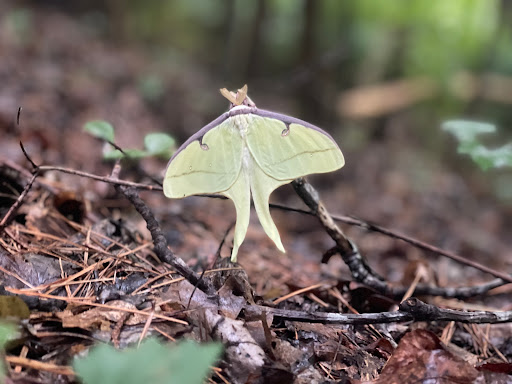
[16,106,22,125]
[244,303,412,324]
[292,178,389,290]
[291,178,512,291]
[244,297,512,325]
[6,287,188,324]
[6,356,74,377]
[393,279,506,299]
[8,161,508,296]
[270,204,508,298]
[37,165,162,190]
[399,297,512,324]
[20,141,38,170]
[0,141,40,231]
[0,171,38,232]
[113,184,217,296]
[330,214,512,284]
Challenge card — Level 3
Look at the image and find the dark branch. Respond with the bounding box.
[114,185,217,296]
[399,297,512,323]
[244,304,412,324]
[0,171,38,232]
[291,178,512,298]
[245,297,512,325]
[292,178,389,291]
[37,165,162,191]
[0,141,40,232]
[13,162,508,297]
[332,214,512,284]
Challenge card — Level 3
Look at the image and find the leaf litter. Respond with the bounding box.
[0,3,511,383]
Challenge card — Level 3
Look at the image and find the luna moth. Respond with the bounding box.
[163,85,344,261]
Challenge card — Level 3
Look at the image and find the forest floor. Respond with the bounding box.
[0,4,511,384]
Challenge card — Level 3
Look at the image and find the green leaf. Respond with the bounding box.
[0,323,17,349]
[73,339,222,384]
[84,121,115,142]
[0,322,18,380]
[144,133,175,156]
[443,120,512,171]
[103,148,148,160]
[467,144,512,170]
[442,120,496,143]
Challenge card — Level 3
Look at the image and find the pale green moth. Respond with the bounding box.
[164,85,344,261]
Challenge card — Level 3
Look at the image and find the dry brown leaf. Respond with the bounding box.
[363,329,512,384]
[57,300,148,330]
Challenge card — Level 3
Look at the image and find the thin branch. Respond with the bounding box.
[273,203,508,298]
[20,141,38,170]
[113,184,217,296]
[291,178,512,294]
[244,297,512,325]
[0,171,38,232]
[390,279,507,299]
[329,214,512,284]
[269,203,510,286]
[37,165,162,190]
[292,178,389,289]
[399,297,512,324]
[13,162,509,294]
[0,141,41,232]
[244,304,411,324]
[16,106,22,125]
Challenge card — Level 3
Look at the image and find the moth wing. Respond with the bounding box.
[163,118,243,198]
[246,114,344,181]
[249,163,288,254]
[221,171,251,262]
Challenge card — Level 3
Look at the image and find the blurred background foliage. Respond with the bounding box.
[3,0,512,202]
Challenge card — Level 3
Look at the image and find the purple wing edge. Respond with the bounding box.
[167,106,340,166]
[166,112,230,165]
[251,108,340,146]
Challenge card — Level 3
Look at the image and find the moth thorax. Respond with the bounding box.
[241,145,251,171]
[233,113,252,138]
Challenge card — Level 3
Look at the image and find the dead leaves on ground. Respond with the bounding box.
[0,161,510,382]
[364,329,512,384]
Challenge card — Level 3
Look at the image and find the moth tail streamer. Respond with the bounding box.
[222,173,251,262]
[251,165,288,254]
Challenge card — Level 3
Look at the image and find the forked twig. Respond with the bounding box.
[291,178,512,296]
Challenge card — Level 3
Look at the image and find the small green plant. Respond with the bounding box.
[73,338,223,384]
[443,120,512,170]
[0,322,18,380]
[84,120,175,159]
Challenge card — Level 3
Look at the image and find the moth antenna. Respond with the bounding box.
[235,84,248,105]
[220,88,237,105]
